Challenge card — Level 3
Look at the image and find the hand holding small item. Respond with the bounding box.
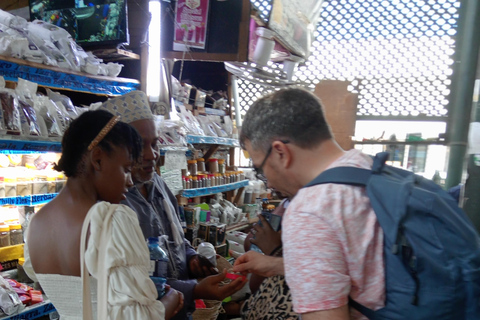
[233,251,284,278]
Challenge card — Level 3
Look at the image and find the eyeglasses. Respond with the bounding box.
[253,140,289,181]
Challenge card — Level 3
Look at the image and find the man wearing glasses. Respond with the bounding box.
[233,87,385,320]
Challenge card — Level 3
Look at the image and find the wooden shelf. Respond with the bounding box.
[92,48,140,61]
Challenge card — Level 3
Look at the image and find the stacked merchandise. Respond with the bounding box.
[0,9,122,77]
[0,77,86,138]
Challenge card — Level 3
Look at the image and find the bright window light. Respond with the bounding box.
[147,0,161,103]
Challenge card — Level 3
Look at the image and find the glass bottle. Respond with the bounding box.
[197,158,206,173]
[208,158,219,173]
[218,159,226,174]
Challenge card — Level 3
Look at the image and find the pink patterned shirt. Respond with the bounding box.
[283,149,385,319]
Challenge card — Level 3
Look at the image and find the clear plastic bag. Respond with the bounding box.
[0,89,22,135]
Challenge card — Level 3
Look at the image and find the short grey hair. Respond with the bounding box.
[240,87,333,152]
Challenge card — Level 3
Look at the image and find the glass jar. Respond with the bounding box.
[33,175,48,195]
[0,177,5,198]
[186,176,191,189]
[197,158,206,173]
[0,225,10,247]
[47,176,56,194]
[5,177,16,197]
[187,160,198,176]
[208,158,219,173]
[56,174,66,193]
[218,159,226,174]
[16,177,32,196]
[197,175,203,188]
[182,176,187,190]
[9,223,23,245]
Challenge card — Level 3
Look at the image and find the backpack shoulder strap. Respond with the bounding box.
[304,166,372,188]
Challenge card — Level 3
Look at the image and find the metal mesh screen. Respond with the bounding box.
[237,0,460,121]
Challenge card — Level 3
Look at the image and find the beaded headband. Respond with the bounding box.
[87,116,121,151]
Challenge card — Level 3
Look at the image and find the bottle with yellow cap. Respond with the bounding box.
[196,158,206,173]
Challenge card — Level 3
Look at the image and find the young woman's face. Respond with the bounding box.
[96,145,134,204]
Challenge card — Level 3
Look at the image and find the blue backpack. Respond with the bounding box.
[304,152,480,319]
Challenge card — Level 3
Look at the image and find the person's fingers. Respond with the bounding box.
[232,260,251,273]
[229,249,242,259]
[218,277,248,297]
[249,237,257,244]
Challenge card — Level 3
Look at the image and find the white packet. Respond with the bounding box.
[15,79,41,136]
[46,89,79,120]
[223,116,233,137]
[34,96,62,137]
[178,105,204,135]
[0,275,24,316]
[107,62,123,77]
[196,115,218,137]
[208,115,228,137]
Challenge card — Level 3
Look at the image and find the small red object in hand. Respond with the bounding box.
[225,273,246,281]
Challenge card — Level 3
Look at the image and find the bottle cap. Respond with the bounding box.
[148,237,159,243]
[9,224,22,230]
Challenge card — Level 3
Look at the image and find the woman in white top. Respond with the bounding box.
[24,110,183,319]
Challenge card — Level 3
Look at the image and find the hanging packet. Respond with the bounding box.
[196,115,218,137]
[15,79,41,136]
[46,89,78,121]
[34,96,62,137]
[0,89,22,135]
[208,115,228,137]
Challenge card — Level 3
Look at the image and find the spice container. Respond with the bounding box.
[208,158,219,173]
[197,158,206,172]
[0,225,10,247]
[187,160,198,176]
[9,223,23,245]
[47,176,56,194]
[192,176,198,189]
[16,177,32,196]
[5,177,16,197]
[218,159,226,174]
[186,176,191,189]
[56,174,66,192]
[0,177,5,198]
[33,175,48,194]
